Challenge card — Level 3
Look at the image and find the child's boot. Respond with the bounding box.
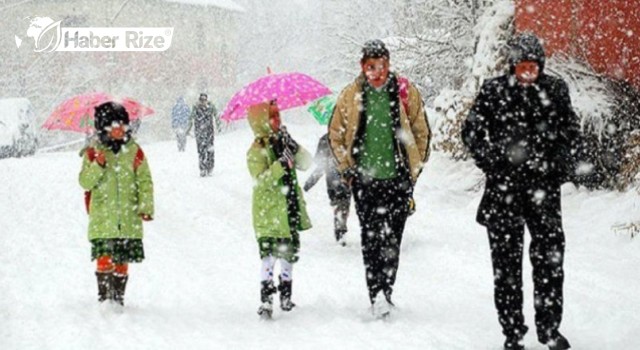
[335,229,347,246]
[95,271,113,302]
[257,280,276,318]
[278,276,296,311]
[112,274,129,306]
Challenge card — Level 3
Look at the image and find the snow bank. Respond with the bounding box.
[1,122,639,349]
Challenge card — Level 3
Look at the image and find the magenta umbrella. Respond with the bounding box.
[220,72,332,121]
[43,92,154,133]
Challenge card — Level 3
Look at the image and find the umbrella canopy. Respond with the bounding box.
[307,95,336,125]
[220,72,331,122]
[43,92,154,133]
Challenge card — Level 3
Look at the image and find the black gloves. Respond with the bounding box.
[280,127,299,154]
[279,147,295,169]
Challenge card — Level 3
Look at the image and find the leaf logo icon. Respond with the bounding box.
[34,20,62,52]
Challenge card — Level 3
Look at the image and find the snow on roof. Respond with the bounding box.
[164,0,245,12]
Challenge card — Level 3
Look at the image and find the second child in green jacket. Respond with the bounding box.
[79,101,154,308]
[246,101,312,319]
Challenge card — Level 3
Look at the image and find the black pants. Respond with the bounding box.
[333,197,350,237]
[353,175,411,304]
[486,185,565,341]
[195,130,214,175]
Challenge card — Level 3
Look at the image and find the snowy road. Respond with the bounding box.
[1,124,639,349]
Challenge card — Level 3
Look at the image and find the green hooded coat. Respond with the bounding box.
[246,103,312,240]
[79,140,154,240]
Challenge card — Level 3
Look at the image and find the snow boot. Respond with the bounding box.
[257,280,277,319]
[372,292,391,319]
[544,331,571,350]
[383,288,395,307]
[278,277,296,311]
[503,337,524,350]
[335,229,347,246]
[257,302,273,319]
[504,325,528,350]
[95,271,113,303]
[112,274,128,306]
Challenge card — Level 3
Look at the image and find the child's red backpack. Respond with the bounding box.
[83,146,145,214]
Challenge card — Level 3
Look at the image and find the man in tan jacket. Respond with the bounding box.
[328,39,431,318]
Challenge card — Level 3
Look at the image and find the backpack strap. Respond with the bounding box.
[84,191,92,214]
[398,77,410,114]
[83,147,98,214]
[133,147,145,171]
[86,147,96,162]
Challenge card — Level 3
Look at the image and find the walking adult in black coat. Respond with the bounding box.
[189,93,217,177]
[462,33,580,350]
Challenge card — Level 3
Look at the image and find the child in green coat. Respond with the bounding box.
[79,101,154,307]
[246,101,312,319]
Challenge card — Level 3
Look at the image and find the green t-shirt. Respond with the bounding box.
[359,85,397,179]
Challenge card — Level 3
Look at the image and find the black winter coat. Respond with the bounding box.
[462,73,581,226]
[190,102,216,147]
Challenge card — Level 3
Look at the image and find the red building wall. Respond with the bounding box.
[515,0,640,90]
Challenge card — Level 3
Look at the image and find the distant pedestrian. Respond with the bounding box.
[189,93,216,176]
[171,97,190,152]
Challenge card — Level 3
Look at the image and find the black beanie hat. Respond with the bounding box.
[508,33,546,72]
[361,39,389,62]
[94,101,130,132]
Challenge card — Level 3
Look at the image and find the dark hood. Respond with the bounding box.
[508,33,546,74]
[94,101,131,153]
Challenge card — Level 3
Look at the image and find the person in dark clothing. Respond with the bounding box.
[462,33,580,350]
[328,39,431,318]
[303,133,352,246]
[188,93,217,176]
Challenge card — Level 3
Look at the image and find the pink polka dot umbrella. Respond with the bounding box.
[220,72,332,122]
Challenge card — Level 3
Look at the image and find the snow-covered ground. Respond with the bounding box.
[1,121,639,350]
